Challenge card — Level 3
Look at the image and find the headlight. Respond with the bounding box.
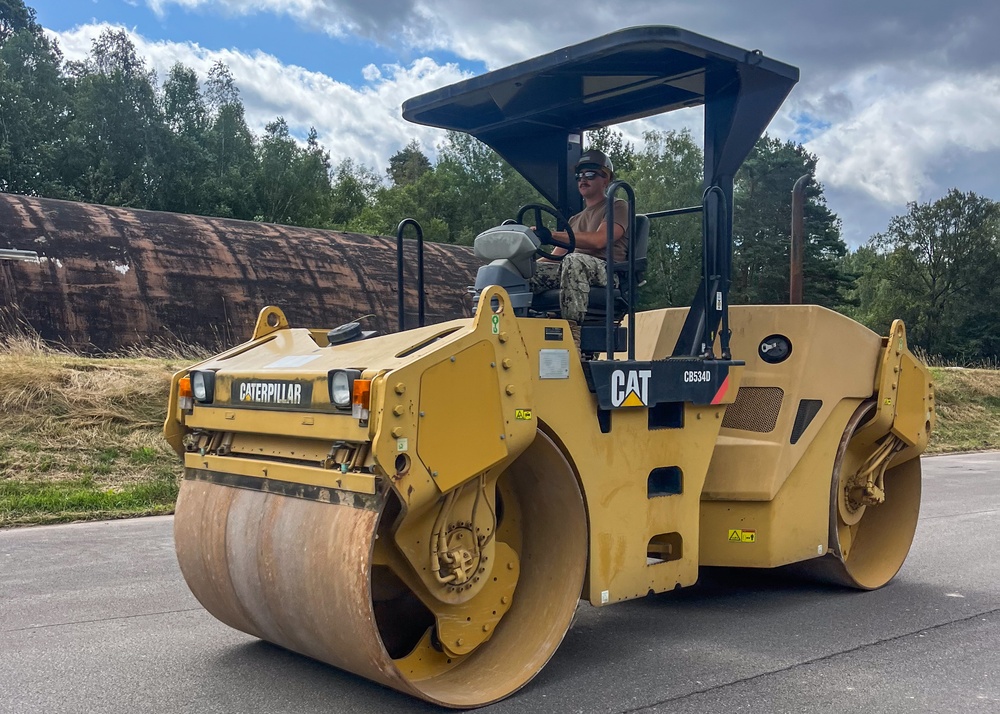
[328,369,361,409]
[191,370,215,403]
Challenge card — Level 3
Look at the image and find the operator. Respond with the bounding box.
[529,149,629,327]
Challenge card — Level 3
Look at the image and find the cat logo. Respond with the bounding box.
[610,369,652,408]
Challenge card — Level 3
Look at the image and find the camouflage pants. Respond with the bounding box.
[529,253,614,324]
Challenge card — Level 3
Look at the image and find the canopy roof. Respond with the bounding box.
[403,25,799,212]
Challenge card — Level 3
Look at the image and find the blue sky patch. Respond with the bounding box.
[29,0,482,88]
[789,112,832,143]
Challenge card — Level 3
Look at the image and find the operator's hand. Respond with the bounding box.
[537,249,564,263]
[535,228,568,262]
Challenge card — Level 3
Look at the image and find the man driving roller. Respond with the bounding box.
[529,149,629,328]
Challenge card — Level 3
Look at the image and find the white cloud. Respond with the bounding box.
[52,1,1000,244]
[139,1,1000,75]
[50,23,468,173]
[806,72,1000,203]
[147,0,429,43]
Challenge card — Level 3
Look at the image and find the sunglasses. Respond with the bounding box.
[575,170,606,181]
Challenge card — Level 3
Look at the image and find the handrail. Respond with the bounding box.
[790,174,808,304]
[699,185,731,359]
[395,219,425,331]
[643,205,702,220]
[700,186,718,357]
[604,180,637,361]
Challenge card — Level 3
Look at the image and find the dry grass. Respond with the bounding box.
[927,367,1000,453]
[916,346,1000,370]
[0,331,199,526]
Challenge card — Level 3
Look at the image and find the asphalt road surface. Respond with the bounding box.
[2,452,998,713]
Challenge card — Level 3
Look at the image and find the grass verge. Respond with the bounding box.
[0,333,197,527]
[0,476,178,526]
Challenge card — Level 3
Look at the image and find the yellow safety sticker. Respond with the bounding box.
[515,409,532,420]
[728,529,756,543]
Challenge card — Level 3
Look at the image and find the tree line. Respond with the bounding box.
[2,1,997,362]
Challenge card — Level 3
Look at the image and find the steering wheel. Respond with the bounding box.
[516,204,576,261]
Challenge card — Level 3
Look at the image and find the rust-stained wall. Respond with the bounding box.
[0,194,479,353]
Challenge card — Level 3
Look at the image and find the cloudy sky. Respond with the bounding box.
[28,0,1000,246]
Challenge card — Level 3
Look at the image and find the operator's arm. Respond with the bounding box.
[536,224,624,262]
[552,221,625,254]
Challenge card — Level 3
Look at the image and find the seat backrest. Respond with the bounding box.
[615,214,650,304]
[631,214,650,272]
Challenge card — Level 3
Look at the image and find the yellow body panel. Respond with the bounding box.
[417,341,510,493]
[515,317,739,603]
[631,305,930,569]
[166,296,933,597]
[183,452,376,494]
[184,405,369,442]
[636,305,881,500]
[699,398,859,566]
[167,293,933,709]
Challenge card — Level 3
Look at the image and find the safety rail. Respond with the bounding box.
[701,186,732,360]
[599,189,711,361]
[604,181,636,360]
[643,205,702,220]
[395,219,425,331]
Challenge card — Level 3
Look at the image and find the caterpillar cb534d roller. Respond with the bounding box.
[166,27,935,708]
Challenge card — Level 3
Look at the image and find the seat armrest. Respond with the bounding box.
[613,257,647,273]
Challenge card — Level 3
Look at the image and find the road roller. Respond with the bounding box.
[165,27,935,707]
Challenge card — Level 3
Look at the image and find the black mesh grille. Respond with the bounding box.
[720,387,784,433]
[791,399,823,444]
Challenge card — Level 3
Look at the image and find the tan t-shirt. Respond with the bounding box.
[568,198,630,262]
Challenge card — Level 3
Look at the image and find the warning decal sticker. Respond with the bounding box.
[727,529,756,543]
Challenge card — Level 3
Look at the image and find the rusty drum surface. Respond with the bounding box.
[174,479,416,696]
[174,432,589,708]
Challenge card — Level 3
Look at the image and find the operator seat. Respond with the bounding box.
[530,214,650,324]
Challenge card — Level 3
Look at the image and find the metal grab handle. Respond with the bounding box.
[700,185,730,359]
[790,174,809,305]
[396,219,425,331]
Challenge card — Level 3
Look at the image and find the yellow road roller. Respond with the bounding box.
[165,27,935,708]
